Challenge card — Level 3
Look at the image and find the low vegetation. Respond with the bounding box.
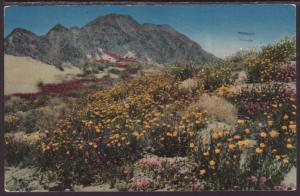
[4,37,296,191]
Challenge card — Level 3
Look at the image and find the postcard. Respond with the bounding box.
[3,3,297,192]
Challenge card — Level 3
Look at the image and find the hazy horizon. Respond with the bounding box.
[4,4,296,58]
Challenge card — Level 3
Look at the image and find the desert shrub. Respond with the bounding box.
[128,155,200,191]
[198,63,234,90]
[146,109,208,156]
[126,63,141,74]
[82,62,105,75]
[102,74,111,80]
[5,135,32,166]
[34,74,207,188]
[186,81,296,190]
[178,78,203,94]
[5,98,72,133]
[108,68,121,75]
[4,114,21,133]
[167,63,199,81]
[235,113,296,189]
[186,94,237,125]
[245,37,296,83]
[5,166,60,192]
[190,113,295,190]
[4,96,33,113]
[190,129,252,190]
[119,70,130,79]
[274,65,296,82]
[226,83,295,120]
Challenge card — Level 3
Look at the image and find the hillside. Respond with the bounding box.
[4,55,82,95]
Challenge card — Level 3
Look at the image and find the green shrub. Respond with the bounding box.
[199,63,234,90]
[246,37,296,83]
[166,63,199,81]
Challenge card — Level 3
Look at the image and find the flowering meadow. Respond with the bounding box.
[4,37,297,191]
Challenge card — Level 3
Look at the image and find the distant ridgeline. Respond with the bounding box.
[4,14,217,68]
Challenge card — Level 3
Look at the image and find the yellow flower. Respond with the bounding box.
[237,140,244,147]
[286,144,293,149]
[195,120,201,124]
[199,169,206,175]
[132,131,141,138]
[214,148,221,154]
[237,119,245,125]
[269,130,279,138]
[281,126,288,130]
[289,121,295,125]
[289,124,296,131]
[267,121,273,126]
[275,155,281,160]
[228,143,235,150]
[260,132,267,138]
[92,143,98,148]
[244,128,251,134]
[255,147,263,154]
[167,131,177,137]
[259,143,266,148]
[233,135,241,140]
[243,139,251,146]
[283,114,289,120]
[189,143,195,148]
[282,158,289,164]
[209,160,216,166]
[212,133,219,139]
[203,151,210,156]
[95,126,101,133]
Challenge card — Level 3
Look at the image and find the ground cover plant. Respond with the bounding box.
[4,37,296,191]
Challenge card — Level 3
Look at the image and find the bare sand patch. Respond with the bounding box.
[5,55,82,95]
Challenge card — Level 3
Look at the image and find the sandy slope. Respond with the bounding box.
[5,55,82,95]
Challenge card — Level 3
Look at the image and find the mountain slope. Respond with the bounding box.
[5,13,217,67]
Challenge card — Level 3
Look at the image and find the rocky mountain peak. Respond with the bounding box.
[8,28,37,37]
[85,13,140,29]
[47,24,69,34]
[5,14,217,67]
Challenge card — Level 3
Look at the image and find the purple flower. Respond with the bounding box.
[280,182,287,189]
[250,176,257,183]
[259,176,267,183]
[287,183,296,190]
[191,183,200,190]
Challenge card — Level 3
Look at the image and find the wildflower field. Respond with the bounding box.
[4,37,297,191]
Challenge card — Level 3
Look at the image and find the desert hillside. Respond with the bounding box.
[4,37,296,191]
[4,55,82,95]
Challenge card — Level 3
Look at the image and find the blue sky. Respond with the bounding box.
[4,4,296,57]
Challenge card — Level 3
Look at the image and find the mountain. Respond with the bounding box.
[4,13,217,67]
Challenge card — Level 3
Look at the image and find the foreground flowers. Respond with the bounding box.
[4,37,296,191]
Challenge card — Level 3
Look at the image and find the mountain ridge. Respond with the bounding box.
[5,13,217,67]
